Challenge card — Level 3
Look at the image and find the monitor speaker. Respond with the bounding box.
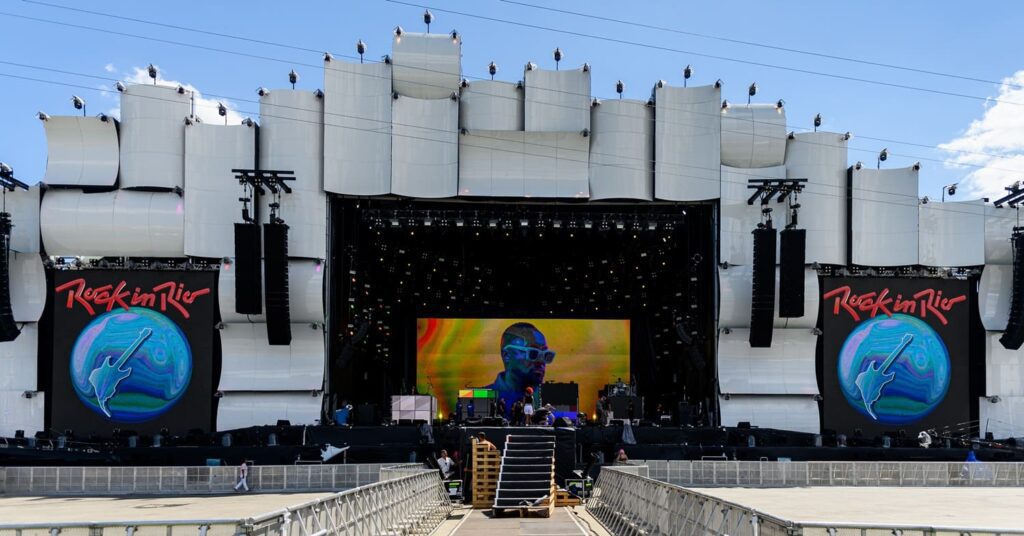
[0,214,20,342]
[263,222,291,345]
[1001,231,1024,350]
[749,227,777,347]
[778,228,806,318]
[233,223,262,315]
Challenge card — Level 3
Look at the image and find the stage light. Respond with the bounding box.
[583,220,593,229]
[552,220,562,229]
[423,9,433,32]
[71,95,85,116]
[389,217,400,227]
[289,69,299,89]
[217,102,227,123]
[553,47,562,69]
[943,182,958,202]
[748,82,757,103]
[113,81,127,93]
[647,221,658,231]
[814,113,822,131]
[616,80,624,98]
[36,111,49,121]
[394,25,403,38]
[488,219,498,228]
[147,63,158,83]
[242,117,255,127]
[683,64,693,87]
[450,30,460,44]
[877,148,888,168]
[257,87,269,97]
[714,78,723,89]
[721,99,729,110]
[488,61,497,80]
[356,40,366,63]
[455,218,464,227]
[519,219,529,227]
[775,99,784,111]
[423,217,433,227]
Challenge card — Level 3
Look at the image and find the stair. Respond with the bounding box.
[470,437,501,508]
[492,434,556,517]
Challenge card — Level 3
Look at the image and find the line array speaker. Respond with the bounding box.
[233,223,263,315]
[749,226,777,347]
[263,222,292,345]
[1000,230,1024,350]
[0,213,20,342]
[778,228,806,318]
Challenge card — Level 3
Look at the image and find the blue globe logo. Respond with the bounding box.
[70,307,192,423]
[837,314,950,425]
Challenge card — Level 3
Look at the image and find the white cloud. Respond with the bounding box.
[111,65,245,126]
[104,63,116,73]
[939,71,1024,198]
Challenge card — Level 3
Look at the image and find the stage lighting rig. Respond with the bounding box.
[71,95,85,116]
[993,181,1024,208]
[942,182,958,202]
[553,47,563,69]
[0,163,29,192]
[814,113,822,131]
[746,178,807,207]
[488,61,497,80]
[356,40,366,63]
[683,64,693,87]
[147,63,158,84]
[616,80,624,98]
[288,70,299,89]
[115,81,126,93]
[877,148,888,169]
[217,102,227,124]
[424,9,433,32]
[748,82,757,104]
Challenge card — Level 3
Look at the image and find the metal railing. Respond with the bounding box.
[588,466,1024,536]
[244,470,451,536]
[1,464,386,496]
[0,519,243,536]
[634,460,1024,487]
[378,463,433,482]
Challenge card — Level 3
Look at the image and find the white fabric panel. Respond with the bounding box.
[718,329,819,395]
[719,266,820,329]
[979,265,1013,331]
[41,116,119,186]
[654,84,721,201]
[391,96,459,198]
[8,185,40,254]
[784,132,849,265]
[523,66,591,133]
[589,99,653,201]
[720,104,786,168]
[217,260,324,323]
[850,166,919,266]
[0,390,44,438]
[41,190,184,257]
[979,396,1024,439]
[0,324,37,391]
[184,123,254,258]
[918,200,985,267]
[323,60,392,195]
[458,131,589,198]
[10,253,45,322]
[985,205,1017,265]
[216,392,322,431]
[460,80,523,131]
[259,90,327,259]
[719,395,820,434]
[392,32,461,99]
[218,322,324,391]
[118,84,190,189]
[986,332,1024,396]
[720,165,785,266]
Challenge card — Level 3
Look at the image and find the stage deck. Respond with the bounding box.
[440,505,610,536]
[0,492,331,524]
[692,487,1024,530]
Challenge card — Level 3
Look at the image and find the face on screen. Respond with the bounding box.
[501,327,551,386]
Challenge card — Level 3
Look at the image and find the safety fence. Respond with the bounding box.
[588,466,1024,536]
[244,470,452,536]
[635,459,1024,487]
[1,464,386,496]
[0,465,450,536]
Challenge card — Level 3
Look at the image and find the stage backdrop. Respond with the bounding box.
[50,270,216,435]
[822,277,971,436]
[416,318,629,419]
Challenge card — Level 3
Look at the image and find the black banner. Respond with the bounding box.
[50,270,216,435]
[822,277,971,436]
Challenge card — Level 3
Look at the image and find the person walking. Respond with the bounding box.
[234,460,250,492]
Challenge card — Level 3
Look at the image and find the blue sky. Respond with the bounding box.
[1,1,1022,200]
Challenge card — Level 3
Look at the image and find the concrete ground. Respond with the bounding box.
[0,492,332,524]
[692,487,1024,530]
[439,506,611,536]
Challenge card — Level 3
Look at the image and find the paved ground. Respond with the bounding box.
[445,506,610,536]
[0,492,332,524]
[692,487,1024,530]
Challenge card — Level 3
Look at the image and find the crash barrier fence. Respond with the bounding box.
[587,466,1024,536]
[0,465,449,536]
[0,464,389,496]
[633,459,1024,487]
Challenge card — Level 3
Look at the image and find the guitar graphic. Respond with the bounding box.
[854,333,913,420]
[87,328,153,418]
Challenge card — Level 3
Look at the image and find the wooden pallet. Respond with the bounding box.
[555,488,581,507]
[471,438,501,508]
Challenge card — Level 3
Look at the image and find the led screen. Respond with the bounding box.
[822,277,971,436]
[417,318,629,419]
[50,270,217,435]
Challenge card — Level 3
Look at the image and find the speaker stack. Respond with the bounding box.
[233,223,263,315]
[1000,230,1024,350]
[778,228,806,318]
[749,226,777,347]
[263,222,291,345]
[0,213,20,342]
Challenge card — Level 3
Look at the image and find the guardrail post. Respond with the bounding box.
[280,511,291,536]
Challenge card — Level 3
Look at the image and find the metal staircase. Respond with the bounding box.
[492,434,556,517]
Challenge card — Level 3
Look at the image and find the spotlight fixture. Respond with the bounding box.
[356,39,366,63]
[423,9,433,32]
[36,111,49,121]
[748,82,757,103]
[553,47,562,69]
[683,64,693,87]
[714,79,723,89]
[217,102,227,124]
[450,30,459,44]
[71,95,86,116]
[241,117,255,127]
[488,61,497,80]
[843,131,853,141]
[288,69,299,89]
[813,113,822,131]
[615,80,624,98]
[775,99,784,111]
[721,99,729,110]
[257,87,269,97]
[115,81,127,93]
[877,148,888,169]
[147,63,158,84]
[943,182,958,202]
[176,84,186,95]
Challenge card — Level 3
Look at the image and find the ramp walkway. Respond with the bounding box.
[444,505,610,536]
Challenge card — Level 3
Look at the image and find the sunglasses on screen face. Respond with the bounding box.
[503,344,556,364]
